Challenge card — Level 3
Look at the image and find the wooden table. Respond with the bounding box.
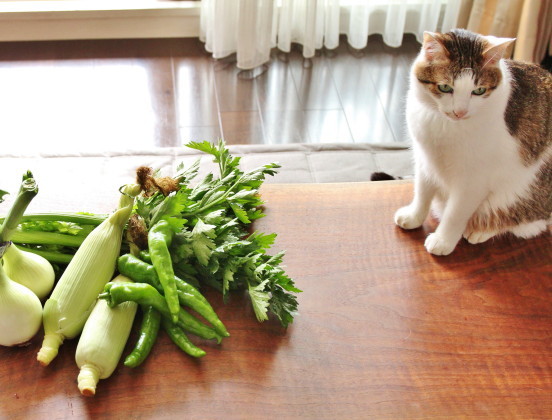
[1,181,551,419]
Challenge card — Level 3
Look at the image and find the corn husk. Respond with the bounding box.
[37,184,140,366]
[75,274,138,396]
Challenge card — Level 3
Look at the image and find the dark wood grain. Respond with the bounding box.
[0,35,417,152]
[1,181,550,419]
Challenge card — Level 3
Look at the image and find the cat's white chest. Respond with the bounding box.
[406,86,542,221]
[406,92,517,186]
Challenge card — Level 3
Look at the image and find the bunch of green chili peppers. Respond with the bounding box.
[100,252,229,364]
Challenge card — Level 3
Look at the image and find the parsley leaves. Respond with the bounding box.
[134,140,300,327]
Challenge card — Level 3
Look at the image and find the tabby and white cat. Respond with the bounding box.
[395,29,551,255]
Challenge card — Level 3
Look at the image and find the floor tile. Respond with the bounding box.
[0,35,419,152]
[289,52,343,111]
[262,110,311,144]
[179,125,222,145]
[304,110,353,143]
[328,50,396,144]
[220,111,264,145]
[174,57,219,127]
[255,55,302,112]
[213,59,259,113]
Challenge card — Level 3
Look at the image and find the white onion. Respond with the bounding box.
[0,264,43,346]
[3,244,55,300]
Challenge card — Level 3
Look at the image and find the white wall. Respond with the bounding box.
[0,0,201,41]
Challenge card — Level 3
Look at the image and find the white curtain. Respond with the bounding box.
[200,0,463,69]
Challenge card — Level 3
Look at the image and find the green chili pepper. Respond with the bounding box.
[148,220,179,323]
[118,254,229,337]
[99,282,223,343]
[124,305,161,368]
[161,317,206,358]
[138,250,152,264]
[173,265,200,289]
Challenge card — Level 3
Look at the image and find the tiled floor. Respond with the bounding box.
[211,35,420,145]
[0,35,420,154]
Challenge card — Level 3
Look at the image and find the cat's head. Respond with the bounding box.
[413,29,515,121]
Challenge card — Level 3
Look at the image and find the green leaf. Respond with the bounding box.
[189,173,215,201]
[222,265,236,295]
[228,189,257,202]
[273,270,302,293]
[199,189,227,209]
[192,218,216,237]
[202,209,226,225]
[186,140,218,156]
[229,202,250,224]
[248,279,270,322]
[247,209,265,221]
[186,139,241,179]
[152,191,188,224]
[248,231,276,251]
[172,241,194,261]
[239,163,280,186]
[175,158,200,184]
[191,218,216,266]
[215,218,240,237]
[208,256,220,274]
[268,286,299,327]
[0,190,8,203]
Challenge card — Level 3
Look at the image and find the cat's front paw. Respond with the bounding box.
[394,206,425,230]
[463,229,496,244]
[424,233,457,256]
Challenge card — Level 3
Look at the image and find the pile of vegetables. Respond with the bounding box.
[0,140,300,396]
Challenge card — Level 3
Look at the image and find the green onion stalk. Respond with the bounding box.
[0,171,39,257]
[0,205,109,264]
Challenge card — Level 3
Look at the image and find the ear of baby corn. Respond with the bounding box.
[37,184,141,366]
[75,274,138,397]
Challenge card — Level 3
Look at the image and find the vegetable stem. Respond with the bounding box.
[0,212,106,226]
[0,171,38,244]
[181,177,243,218]
[16,245,74,264]
[9,229,86,247]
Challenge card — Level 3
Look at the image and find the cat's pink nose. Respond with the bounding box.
[453,109,468,119]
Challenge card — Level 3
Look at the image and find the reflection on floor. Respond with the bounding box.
[0,35,420,153]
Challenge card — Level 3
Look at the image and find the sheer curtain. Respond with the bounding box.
[200,0,463,69]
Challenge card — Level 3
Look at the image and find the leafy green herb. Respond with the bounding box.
[133,140,300,327]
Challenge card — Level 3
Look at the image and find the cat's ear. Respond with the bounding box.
[422,31,447,62]
[482,36,516,67]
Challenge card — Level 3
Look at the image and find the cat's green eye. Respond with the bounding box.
[472,87,487,96]
[437,84,453,93]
